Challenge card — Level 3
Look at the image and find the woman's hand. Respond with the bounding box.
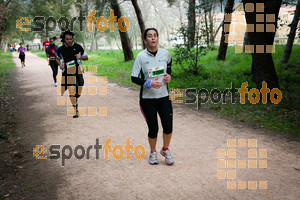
[59,64,64,70]
[151,77,163,89]
[163,73,171,83]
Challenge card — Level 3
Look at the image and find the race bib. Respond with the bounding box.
[148,66,164,78]
[66,60,76,67]
[66,60,84,74]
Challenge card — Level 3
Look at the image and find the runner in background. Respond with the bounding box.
[46,37,59,87]
[15,43,20,52]
[18,43,26,68]
[55,30,88,118]
[43,37,50,63]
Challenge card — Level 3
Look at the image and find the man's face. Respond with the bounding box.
[47,37,49,41]
[50,39,54,45]
[65,35,73,47]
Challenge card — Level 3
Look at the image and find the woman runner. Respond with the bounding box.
[46,37,59,87]
[18,43,26,68]
[131,28,174,165]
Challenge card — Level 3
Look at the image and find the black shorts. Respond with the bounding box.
[19,54,25,62]
[60,70,84,95]
[139,96,173,138]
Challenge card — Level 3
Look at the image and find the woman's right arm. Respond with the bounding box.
[131,55,146,86]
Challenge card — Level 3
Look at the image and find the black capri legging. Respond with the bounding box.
[19,54,25,62]
[60,70,84,97]
[49,60,58,83]
[139,96,173,138]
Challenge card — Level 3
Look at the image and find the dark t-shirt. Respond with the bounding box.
[56,43,86,67]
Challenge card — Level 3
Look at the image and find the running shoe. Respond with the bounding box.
[73,110,79,118]
[54,83,58,87]
[160,148,174,165]
[149,152,158,165]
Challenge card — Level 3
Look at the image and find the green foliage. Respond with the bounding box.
[166,0,178,7]
[31,44,300,136]
[0,53,15,95]
[174,45,208,75]
[2,0,35,43]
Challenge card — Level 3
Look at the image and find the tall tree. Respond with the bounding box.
[199,0,220,46]
[166,0,184,25]
[243,0,282,89]
[131,0,146,49]
[187,0,196,48]
[110,0,134,61]
[0,0,11,50]
[282,0,300,64]
[150,0,171,48]
[90,0,107,51]
[217,0,235,60]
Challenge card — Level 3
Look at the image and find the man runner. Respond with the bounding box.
[55,30,88,118]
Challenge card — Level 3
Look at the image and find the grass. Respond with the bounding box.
[31,50,47,59]
[32,45,300,136]
[0,53,15,96]
[0,53,15,141]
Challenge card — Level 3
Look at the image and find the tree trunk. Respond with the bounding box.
[131,0,146,49]
[90,25,95,51]
[204,1,210,46]
[179,0,183,25]
[187,0,196,48]
[0,0,11,50]
[243,31,250,53]
[110,0,134,61]
[282,0,300,64]
[213,20,224,42]
[150,0,171,48]
[95,31,98,50]
[243,0,281,90]
[3,37,7,52]
[208,3,215,45]
[93,0,106,52]
[217,0,234,60]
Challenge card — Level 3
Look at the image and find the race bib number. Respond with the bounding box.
[66,60,84,74]
[148,66,164,78]
[66,60,76,67]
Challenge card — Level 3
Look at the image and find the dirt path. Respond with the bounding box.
[4,51,300,199]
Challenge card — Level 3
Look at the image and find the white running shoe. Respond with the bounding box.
[160,148,174,165]
[149,152,158,165]
[54,83,58,87]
